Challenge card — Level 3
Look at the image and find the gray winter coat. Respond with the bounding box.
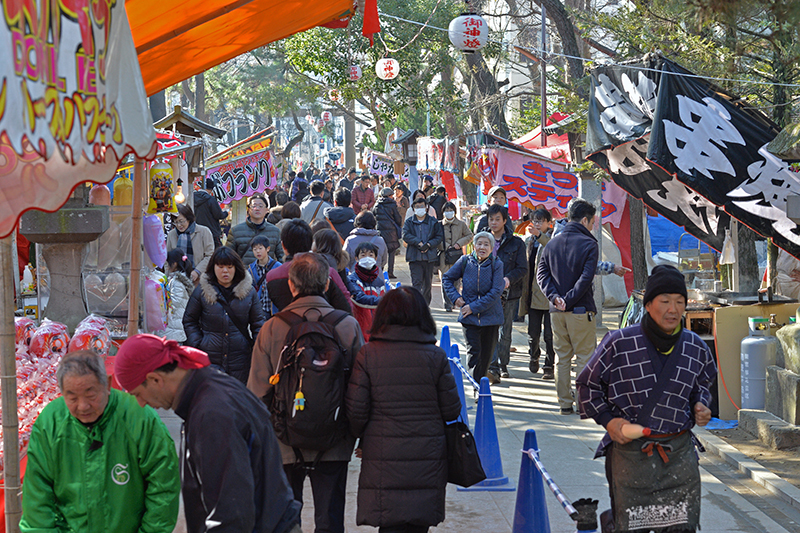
[226,218,283,264]
[345,326,462,528]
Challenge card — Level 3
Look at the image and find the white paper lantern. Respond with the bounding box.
[375,58,400,80]
[321,111,333,123]
[348,65,362,81]
[306,114,314,124]
[328,88,340,102]
[316,118,325,129]
[448,14,489,52]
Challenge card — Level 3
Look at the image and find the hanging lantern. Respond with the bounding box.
[448,14,489,52]
[375,58,399,80]
[328,88,340,102]
[348,65,362,81]
[321,111,333,123]
[306,114,314,124]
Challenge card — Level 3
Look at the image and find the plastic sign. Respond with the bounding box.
[348,65,362,81]
[448,14,489,52]
[376,58,400,80]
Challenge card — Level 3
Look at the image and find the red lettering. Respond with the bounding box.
[525,183,557,204]
[551,171,578,190]
[522,161,548,182]
[499,174,530,198]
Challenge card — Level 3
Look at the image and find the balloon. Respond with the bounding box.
[143,215,167,266]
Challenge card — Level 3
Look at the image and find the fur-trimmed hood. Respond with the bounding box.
[199,272,254,305]
[170,271,195,295]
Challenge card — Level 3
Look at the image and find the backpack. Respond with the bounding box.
[269,308,350,453]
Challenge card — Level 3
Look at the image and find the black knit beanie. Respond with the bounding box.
[643,264,687,306]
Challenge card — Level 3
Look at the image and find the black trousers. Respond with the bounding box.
[527,308,555,370]
[387,248,397,276]
[463,324,500,383]
[409,261,436,305]
[284,460,349,533]
[379,526,429,533]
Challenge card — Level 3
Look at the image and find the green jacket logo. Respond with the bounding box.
[112,464,129,485]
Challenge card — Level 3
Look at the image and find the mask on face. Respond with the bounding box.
[444,211,455,220]
[357,256,377,269]
[414,208,426,217]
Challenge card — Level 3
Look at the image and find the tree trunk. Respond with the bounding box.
[196,72,206,122]
[629,196,647,291]
[464,52,511,138]
[280,111,305,158]
[538,0,586,93]
[737,223,760,293]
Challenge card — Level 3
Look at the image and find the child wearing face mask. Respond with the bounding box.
[347,242,388,341]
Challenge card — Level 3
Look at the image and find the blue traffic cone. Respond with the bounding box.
[449,344,469,425]
[459,377,515,492]
[395,282,401,289]
[511,430,551,533]
[440,325,451,352]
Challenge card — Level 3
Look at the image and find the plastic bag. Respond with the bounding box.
[29,319,70,359]
[68,314,112,358]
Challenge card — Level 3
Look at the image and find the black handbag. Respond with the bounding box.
[444,247,464,265]
[445,420,486,487]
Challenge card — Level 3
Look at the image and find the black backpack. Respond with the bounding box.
[269,308,350,453]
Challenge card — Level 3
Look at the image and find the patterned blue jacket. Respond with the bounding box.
[442,253,505,327]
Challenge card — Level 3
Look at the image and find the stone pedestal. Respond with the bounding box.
[776,322,800,374]
[766,365,800,425]
[578,177,604,324]
[20,206,110,332]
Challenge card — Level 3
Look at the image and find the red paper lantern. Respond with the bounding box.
[448,14,489,52]
[375,58,399,80]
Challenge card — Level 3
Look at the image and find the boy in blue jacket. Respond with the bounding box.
[248,235,281,319]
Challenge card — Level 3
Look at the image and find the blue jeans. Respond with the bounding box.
[489,297,519,373]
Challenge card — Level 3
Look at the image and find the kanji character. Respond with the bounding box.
[646,176,721,235]
[595,72,655,139]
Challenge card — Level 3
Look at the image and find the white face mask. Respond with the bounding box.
[357,256,377,269]
[414,207,426,217]
[444,211,455,220]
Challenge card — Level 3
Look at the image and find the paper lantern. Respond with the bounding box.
[348,65,362,81]
[375,58,399,80]
[448,14,489,52]
[321,111,333,123]
[147,161,177,214]
[328,89,340,102]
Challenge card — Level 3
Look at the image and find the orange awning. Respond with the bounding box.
[126,0,355,96]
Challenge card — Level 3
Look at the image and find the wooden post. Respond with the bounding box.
[128,158,145,337]
[629,196,647,291]
[1,235,21,533]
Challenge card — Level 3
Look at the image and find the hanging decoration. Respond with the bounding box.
[147,161,178,214]
[306,114,315,124]
[348,65,363,81]
[376,58,400,80]
[448,13,489,52]
[321,111,333,123]
[328,89,340,102]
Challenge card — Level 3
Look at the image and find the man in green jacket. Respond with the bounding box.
[20,350,180,533]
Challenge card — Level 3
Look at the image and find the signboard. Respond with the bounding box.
[205,149,277,205]
[0,0,157,237]
[366,152,409,180]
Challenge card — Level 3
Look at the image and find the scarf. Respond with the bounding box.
[641,312,682,354]
[176,222,195,267]
[356,263,379,283]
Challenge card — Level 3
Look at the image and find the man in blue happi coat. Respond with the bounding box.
[577,264,716,533]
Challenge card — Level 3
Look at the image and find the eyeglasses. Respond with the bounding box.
[174,217,188,225]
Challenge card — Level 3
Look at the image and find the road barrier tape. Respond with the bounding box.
[522,448,579,520]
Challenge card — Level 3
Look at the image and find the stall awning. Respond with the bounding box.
[127,0,356,96]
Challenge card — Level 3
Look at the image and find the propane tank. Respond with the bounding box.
[740,317,778,409]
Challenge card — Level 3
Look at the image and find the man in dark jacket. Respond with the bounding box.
[193,178,229,248]
[324,188,356,241]
[337,167,357,191]
[475,186,515,234]
[227,194,283,263]
[537,198,600,415]
[114,334,302,533]
[373,187,403,278]
[250,254,363,533]
[402,197,444,305]
[485,204,528,382]
[265,219,352,313]
[428,186,447,220]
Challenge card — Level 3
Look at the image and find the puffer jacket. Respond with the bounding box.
[519,230,552,317]
[494,226,528,301]
[372,196,403,251]
[344,228,388,271]
[324,206,357,241]
[226,218,283,264]
[165,271,194,342]
[345,326,461,528]
[439,217,473,271]
[183,273,265,384]
[402,215,444,263]
[442,253,505,327]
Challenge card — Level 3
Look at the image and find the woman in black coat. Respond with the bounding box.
[372,187,403,278]
[183,247,265,384]
[345,287,462,533]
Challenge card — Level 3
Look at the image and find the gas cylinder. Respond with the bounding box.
[740,317,778,409]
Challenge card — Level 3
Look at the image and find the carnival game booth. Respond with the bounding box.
[463,131,632,306]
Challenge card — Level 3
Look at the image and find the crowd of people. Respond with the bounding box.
[18,165,717,533]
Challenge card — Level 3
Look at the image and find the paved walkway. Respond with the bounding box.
[162,257,800,532]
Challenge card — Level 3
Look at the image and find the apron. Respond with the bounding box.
[608,326,701,532]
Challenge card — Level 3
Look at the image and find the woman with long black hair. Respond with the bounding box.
[183,247,265,383]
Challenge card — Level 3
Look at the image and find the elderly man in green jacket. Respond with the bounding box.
[20,350,180,533]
